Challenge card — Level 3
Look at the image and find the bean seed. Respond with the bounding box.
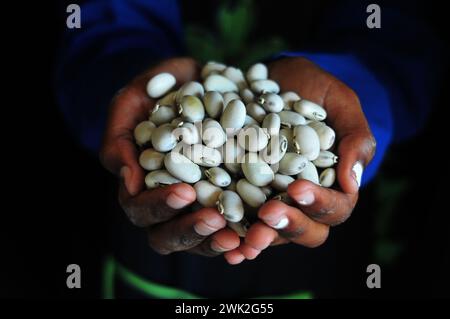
[184,144,222,167]
[278,111,306,128]
[250,79,280,94]
[293,125,321,160]
[222,67,247,90]
[164,151,202,183]
[259,134,288,164]
[258,93,284,113]
[262,113,281,136]
[146,73,176,98]
[194,180,223,207]
[271,174,295,192]
[312,150,338,168]
[237,124,269,152]
[205,167,231,187]
[202,119,226,148]
[293,99,327,121]
[203,91,224,119]
[236,179,267,207]
[246,102,266,123]
[241,152,274,186]
[139,148,165,171]
[246,63,268,82]
[319,167,336,187]
[134,120,156,146]
[240,88,255,104]
[278,152,308,175]
[308,121,335,151]
[149,105,177,126]
[217,190,244,222]
[204,74,238,93]
[179,95,205,122]
[151,123,178,152]
[176,81,204,104]
[280,91,301,110]
[201,61,226,79]
[220,99,246,136]
[297,161,320,185]
[145,170,180,189]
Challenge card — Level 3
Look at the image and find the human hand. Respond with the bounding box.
[224,57,376,264]
[100,58,240,257]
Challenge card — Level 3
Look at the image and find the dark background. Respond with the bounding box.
[1,0,449,298]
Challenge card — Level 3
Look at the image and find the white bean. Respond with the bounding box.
[202,119,226,148]
[204,74,238,93]
[293,99,327,121]
[146,73,176,98]
[319,168,336,187]
[205,167,231,187]
[312,150,338,168]
[246,63,268,82]
[176,81,204,104]
[220,99,246,136]
[134,121,156,146]
[293,125,321,160]
[164,151,202,183]
[258,93,284,113]
[241,152,274,186]
[151,123,178,152]
[236,179,267,208]
[194,180,223,207]
[278,152,308,175]
[145,170,180,189]
[297,161,320,185]
[139,148,165,171]
[203,91,224,119]
[217,190,244,222]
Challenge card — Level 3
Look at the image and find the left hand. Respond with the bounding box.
[224,57,376,264]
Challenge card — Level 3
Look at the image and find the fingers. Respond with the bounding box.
[225,200,330,264]
[257,200,329,248]
[287,179,356,226]
[119,182,196,227]
[146,208,228,255]
[188,227,241,257]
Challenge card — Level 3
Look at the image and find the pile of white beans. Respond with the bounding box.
[134,61,337,236]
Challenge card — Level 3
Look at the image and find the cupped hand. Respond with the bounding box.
[100,58,240,257]
[224,57,376,264]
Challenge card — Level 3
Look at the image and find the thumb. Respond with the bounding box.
[336,132,376,194]
[100,133,144,196]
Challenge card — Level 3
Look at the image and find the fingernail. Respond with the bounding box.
[296,191,315,206]
[273,217,289,229]
[166,193,191,209]
[352,162,364,188]
[194,219,222,236]
[210,240,228,252]
[264,216,289,230]
[120,166,132,194]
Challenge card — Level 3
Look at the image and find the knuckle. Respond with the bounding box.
[148,236,172,255]
[119,198,150,228]
[306,227,330,248]
[365,134,377,161]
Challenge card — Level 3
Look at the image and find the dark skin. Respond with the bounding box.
[100,57,376,264]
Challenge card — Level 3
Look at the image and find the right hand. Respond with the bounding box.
[99,58,241,259]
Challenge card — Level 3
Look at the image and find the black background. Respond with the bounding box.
[1,0,449,299]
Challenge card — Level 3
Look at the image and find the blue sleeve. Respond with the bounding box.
[54,0,183,153]
[275,1,443,186]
